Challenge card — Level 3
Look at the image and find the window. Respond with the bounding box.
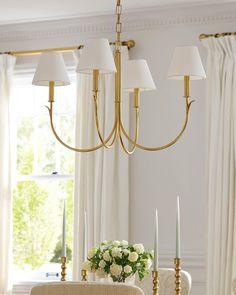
[12,70,76,288]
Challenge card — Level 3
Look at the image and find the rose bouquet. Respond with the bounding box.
[82,240,153,283]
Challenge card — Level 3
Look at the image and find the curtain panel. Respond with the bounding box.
[202,36,236,295]
[0,54,16,294]
[72,47,130,279]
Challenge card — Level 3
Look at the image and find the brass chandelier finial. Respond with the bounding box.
[32,0,206,155]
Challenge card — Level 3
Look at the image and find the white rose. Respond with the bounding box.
[113,240,121,247]
[128,252,139,262]
[87,247,97,259]
[124,265,132,274]
[144,258,152,270]
[102,240,108,245]
[99,260,106,268]
[103,251,111,262]
[82,260,92,271]
[123,249,130,256]
[121,240,128,247]
[133,244,144,254]
[110,264,122,277]
[112,247,122,258]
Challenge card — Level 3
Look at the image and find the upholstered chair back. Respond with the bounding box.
[31,282,145,295]
[136,268,192,295]
[31,269,191,295]
[233,278,236,295]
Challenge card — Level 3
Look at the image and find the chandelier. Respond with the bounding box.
[32,0,206,154]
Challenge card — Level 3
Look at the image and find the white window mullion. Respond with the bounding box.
[17,174,73,182]
[55,115,61,173]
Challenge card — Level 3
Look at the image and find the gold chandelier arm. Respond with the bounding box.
[120,97,194,151]
[93,93,118,149]
[119,108,140,155]
[46,102,117,153]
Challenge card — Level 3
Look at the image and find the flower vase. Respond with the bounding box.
[96,274,135,285]
[111,275,135,285]
[123,275,135,285]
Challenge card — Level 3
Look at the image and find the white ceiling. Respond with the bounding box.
[0,0,234,25]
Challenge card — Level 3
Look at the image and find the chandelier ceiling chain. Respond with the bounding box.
[32,0,206,155]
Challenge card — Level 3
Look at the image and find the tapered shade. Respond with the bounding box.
[32,52,70,86]
[168,46,206,80]
[122,60,156,91]
[76,38,116,74]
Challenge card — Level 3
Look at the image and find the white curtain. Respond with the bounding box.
[0,54,16,293]
[202,36,236,295]
[72,47,130,279]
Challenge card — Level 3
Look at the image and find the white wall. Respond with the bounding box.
[1,2,236,295]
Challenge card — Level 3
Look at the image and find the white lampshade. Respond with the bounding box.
[122,59,156,91]
[168,46,206,80]
[76,38,116,74]
[33,52,70,86]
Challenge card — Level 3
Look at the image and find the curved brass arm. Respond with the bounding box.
[93,93,118,149]
[46,102,117,153]
[120,97,194,151]
[119,108,140,155]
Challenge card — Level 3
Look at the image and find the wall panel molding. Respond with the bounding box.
[12,251,206,293]
[159,250,206,288]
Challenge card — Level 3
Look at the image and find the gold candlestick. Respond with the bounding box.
[174,258,181,295]
[152,270,159,295]
[61,256,67,281]
[81,269,88,281]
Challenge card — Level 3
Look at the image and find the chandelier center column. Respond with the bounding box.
[115,0,122,130]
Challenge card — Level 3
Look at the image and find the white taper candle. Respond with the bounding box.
[83,211,87,261]
[62,200,66,257]
[176,196,180,258]
[154,209,159,270]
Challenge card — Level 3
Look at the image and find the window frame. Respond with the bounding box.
[12,65,76,291]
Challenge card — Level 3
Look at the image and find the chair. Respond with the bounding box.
[135,268,192,295]
[31,282,145,295]
[233,278,236,295]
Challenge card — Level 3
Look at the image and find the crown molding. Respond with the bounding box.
[0,2,235,49]
[0,0,235,26]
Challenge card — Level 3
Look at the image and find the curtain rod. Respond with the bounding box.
[1,40,135,57]
[199,32,236,40]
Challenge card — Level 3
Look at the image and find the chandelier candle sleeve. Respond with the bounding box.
[176,196,180,258]
[62,200,66,257]
[93,70,99,93]
[134,88,140,108]
[49,81,54,102]
[154,209,159,270]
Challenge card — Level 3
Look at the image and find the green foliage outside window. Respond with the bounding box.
[13,180,73,269]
